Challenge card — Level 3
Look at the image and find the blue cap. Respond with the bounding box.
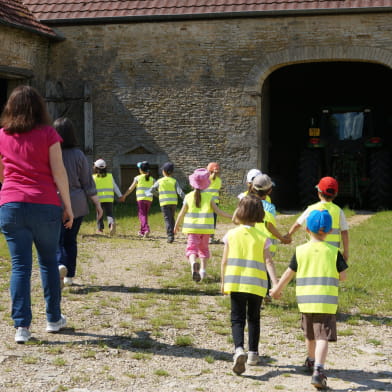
[306,209,332,234]
[161,162,174,174]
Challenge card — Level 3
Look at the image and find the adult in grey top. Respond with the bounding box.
[54,117,102,285]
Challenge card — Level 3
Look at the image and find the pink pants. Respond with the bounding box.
[137,200,151,235]
[185,233,210,259]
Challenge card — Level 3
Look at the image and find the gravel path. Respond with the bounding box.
[0,213,390,392]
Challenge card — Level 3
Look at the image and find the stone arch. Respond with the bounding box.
[244,46,392,95]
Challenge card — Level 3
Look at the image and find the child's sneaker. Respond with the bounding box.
[109,222,116,236]
[311,367,328,389]
[200,269,207,280]
[167,236,174,243]
[232,347,247,375]
[64,277,74,286]
[15,327,31,344]
[46,315,67,333]
[143,232,150,238]
[192,262,201,282]
[304,357,315,372]
[58,265,68,289]
[247,351,259,365]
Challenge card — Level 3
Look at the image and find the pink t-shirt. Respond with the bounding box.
[0,126,62,206]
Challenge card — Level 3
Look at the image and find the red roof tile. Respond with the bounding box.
[0,0,59,38]
[22,0,392,22]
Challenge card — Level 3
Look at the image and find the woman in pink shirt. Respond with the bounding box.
[0,86,73,344]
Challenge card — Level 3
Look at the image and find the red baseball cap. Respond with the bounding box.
[316,176,338,196]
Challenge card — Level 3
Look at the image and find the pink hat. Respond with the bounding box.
[189,168,211,190]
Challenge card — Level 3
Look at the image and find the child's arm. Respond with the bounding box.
[269,267,296,299]
[220,242,229,294]
[113,179,123,198]
[264,248,278,286]
[211,200,232,219]
[341,230,349,261]
[288,222,301,237]
[174,203,188,234]
[339,270,347,281]
[119,179,137,202]
[145,180,159,198]
[266,221,292,244]
[176,181,185,200]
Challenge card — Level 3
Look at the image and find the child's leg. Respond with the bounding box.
[230,292,247,349]
[186,234,201,282]
[315,339,328,366]
[247,293,262,353]
[161,205,175,239]
[306,338,316,360]
[104,202,114,225]
[198,234,210,279]
[137,200,151,235]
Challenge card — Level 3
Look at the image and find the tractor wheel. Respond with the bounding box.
[298,149,323,208]
[369,150,392,210]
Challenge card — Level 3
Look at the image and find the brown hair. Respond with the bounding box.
[249,186,269,199]
[1,85,51,134]
[53,117,78,148]
[194,188,202,208]
[94,166,107,177]
[235,195,265,224]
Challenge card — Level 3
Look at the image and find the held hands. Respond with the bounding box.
[269,287,282,300]
[118,195,126,203]
[280,233,292,244]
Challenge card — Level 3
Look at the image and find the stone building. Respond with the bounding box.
[4,0,392,207]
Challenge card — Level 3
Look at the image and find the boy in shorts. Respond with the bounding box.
[270,209,348,390]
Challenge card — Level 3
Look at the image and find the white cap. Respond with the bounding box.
[246,169,262,183]
[94,159,106,169]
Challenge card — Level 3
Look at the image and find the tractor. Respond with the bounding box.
[298,107,391,209]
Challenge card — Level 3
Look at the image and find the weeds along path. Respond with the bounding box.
[0,213,390,392]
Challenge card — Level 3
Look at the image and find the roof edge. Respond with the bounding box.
[39,6,392,26]
[0,19,64,41]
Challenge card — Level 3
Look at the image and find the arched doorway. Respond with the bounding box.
[265,61,392,209]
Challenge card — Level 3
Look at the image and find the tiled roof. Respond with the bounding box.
[0,0,59,38]
[22,0,392,23]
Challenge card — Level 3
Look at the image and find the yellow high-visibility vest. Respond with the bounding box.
[136,174,154,201]
[183,191,214,234]
[203,176,221,204]
[307,202,341,248]
[223,225,268,297]
[255,209,278,254]
[93,173,114,203]
[296,241,339,314]
[157,177,177,206]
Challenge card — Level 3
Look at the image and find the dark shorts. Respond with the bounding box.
[301,313,337,342]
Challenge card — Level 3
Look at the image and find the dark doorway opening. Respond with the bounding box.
[267,62,392,209]
[0,79,8,113]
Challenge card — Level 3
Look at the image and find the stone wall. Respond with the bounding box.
[45,12,392,194]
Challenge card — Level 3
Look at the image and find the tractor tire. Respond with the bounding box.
[298,149,323,208]
[368,150,392,210]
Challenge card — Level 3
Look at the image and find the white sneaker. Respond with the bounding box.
[200,269,207,280]
[109,222,116,236]
[15,327,31,344]
[247,351,259,365]
[58,265,68,289]
[46,315,67,333]
[232,347,247,375]
[64,277,73,286]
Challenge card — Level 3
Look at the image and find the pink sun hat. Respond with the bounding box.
[189,168,211,190]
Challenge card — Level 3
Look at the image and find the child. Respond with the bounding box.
[119,161,155,237]
[146,162,185,243]
[288,176,349,261]
[270,209,348,390]
[205,162,222,244]
[238,169,272,204]
[174,168,231,281]
[93,158,123,235]
[221,195,278,375]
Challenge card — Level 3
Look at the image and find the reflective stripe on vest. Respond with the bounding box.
[93,173,114,203]
[204,176,221,203]
[224,225,268,297]
[158,177,178,206]
[136,174,154,201]
[296,241,339,314]
[307,202,341,248]
[183,191,214,234]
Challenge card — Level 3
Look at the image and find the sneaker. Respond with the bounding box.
[46,315,67,333]
[143,232,150,238]
[311,367,328,389]
[247,351,259,365]
[64,277,73,286]
[109,222,116,236]
[200,269,207,280]
[96,229,104,235]
[58,265,68,289]
[232,347,247,375]
[192,262,201,282]
[304,357,315,373]
[15,327,31,344]
[167,236,174,243]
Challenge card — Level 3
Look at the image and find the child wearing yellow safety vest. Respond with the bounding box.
[288,176,349,262]
[174,168,231,282]
[119,161,155,237]
[221,195,278,375]
[238,168,272,204]
[93,159,123,235]
[146,162,185,243]
[270,209,348,390]
[205,162,222,244]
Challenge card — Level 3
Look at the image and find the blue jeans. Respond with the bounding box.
[0,202,63,327]
[57,216,83,277]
